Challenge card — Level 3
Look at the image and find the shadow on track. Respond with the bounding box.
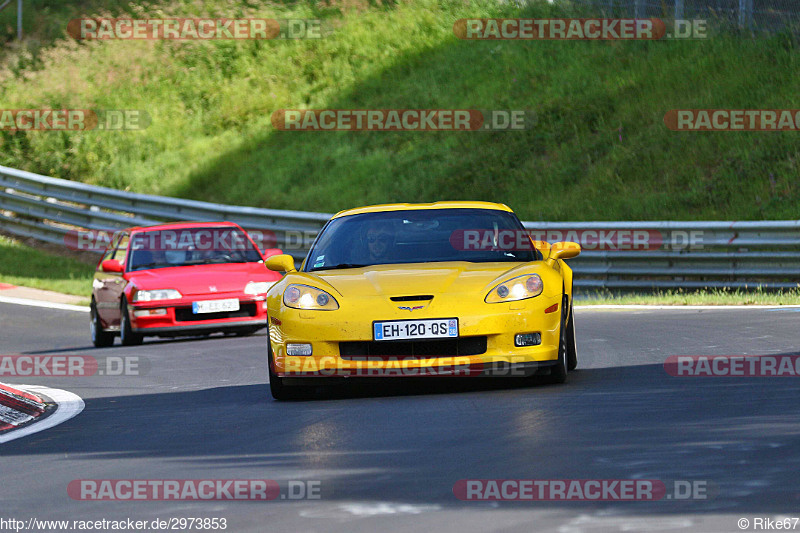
[2,360,799,515]
[21,331,269,354]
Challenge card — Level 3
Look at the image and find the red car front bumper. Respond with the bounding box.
[129,294,268,336]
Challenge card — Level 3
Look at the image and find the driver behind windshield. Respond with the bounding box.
[362,220,396,262]
[127,228,261,270]
[165,249,187,265]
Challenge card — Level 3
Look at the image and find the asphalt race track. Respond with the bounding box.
[1,301,800,532]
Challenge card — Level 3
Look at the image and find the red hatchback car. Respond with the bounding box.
[90,222,283,347]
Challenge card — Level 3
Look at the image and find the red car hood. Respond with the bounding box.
[127,262,278,296]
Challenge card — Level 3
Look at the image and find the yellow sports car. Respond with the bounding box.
[264,201,580,399]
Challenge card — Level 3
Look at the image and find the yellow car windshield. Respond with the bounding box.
[306,208,540,271]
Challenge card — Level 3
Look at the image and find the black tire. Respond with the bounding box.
[234,326,262,337]
[544,296,569,384]
[90,300,115,348]
[267,340,312,400]
[120,299,144,346]
[566,299,578,371]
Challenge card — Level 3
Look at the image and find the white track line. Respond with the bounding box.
[0,293,798,314]
[0,385,84,444]
[0,295,89,313]
[575,304,800,310]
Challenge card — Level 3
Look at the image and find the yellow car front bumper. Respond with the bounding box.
[268,292,564,378]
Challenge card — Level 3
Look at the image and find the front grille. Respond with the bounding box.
[390,295,434,302]
[339,336,487,359]
[174,303,257,322]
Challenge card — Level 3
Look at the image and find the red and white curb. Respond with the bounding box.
[0,382,84,444]
[0,295,89,312]
[0,382,46,430]
[0,283,89,312]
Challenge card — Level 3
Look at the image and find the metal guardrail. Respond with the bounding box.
[521,221,800,289]
[1,164,798,290]
[0,165,329,262]
[556,0,799,31]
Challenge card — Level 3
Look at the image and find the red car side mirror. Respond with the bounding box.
[101,259,124,273]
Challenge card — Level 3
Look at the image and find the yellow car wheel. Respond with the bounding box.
[267,340,314,401]
[544,295,569,384]
[566,299,578,371]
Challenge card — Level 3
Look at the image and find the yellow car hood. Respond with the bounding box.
[308,261,551,298]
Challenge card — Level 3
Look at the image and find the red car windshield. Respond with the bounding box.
[127,227,262,271]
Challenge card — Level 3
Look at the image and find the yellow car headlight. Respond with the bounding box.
[283,284,339,310]
[485,274,543,303]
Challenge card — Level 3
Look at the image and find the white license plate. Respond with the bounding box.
[374,318,458,341]
[192,298,240,314]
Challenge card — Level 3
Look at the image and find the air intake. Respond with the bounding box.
[390,295,434,302]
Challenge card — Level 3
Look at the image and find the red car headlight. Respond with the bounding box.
[132,289,182,302]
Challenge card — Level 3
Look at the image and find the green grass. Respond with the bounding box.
[0,235,94,297]
[2,0,800,302]
[578,287,800,306]
[1,0,799,221]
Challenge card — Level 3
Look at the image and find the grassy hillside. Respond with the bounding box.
[0,235,93,297]
[1,0,800,221]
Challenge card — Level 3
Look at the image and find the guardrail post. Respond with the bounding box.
[738,0,753,28]
[634,0,644,19]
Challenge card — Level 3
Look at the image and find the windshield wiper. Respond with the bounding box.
[313,263,369,271]
[201,258,250,264]
[132,262,168,270]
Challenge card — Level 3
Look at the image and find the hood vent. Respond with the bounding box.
[390,295,434,302]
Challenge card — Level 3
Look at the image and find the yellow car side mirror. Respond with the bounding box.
[265,254,296,273]
[531,240,551,253]
[531,240,551,260]
[549,242,581,262]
